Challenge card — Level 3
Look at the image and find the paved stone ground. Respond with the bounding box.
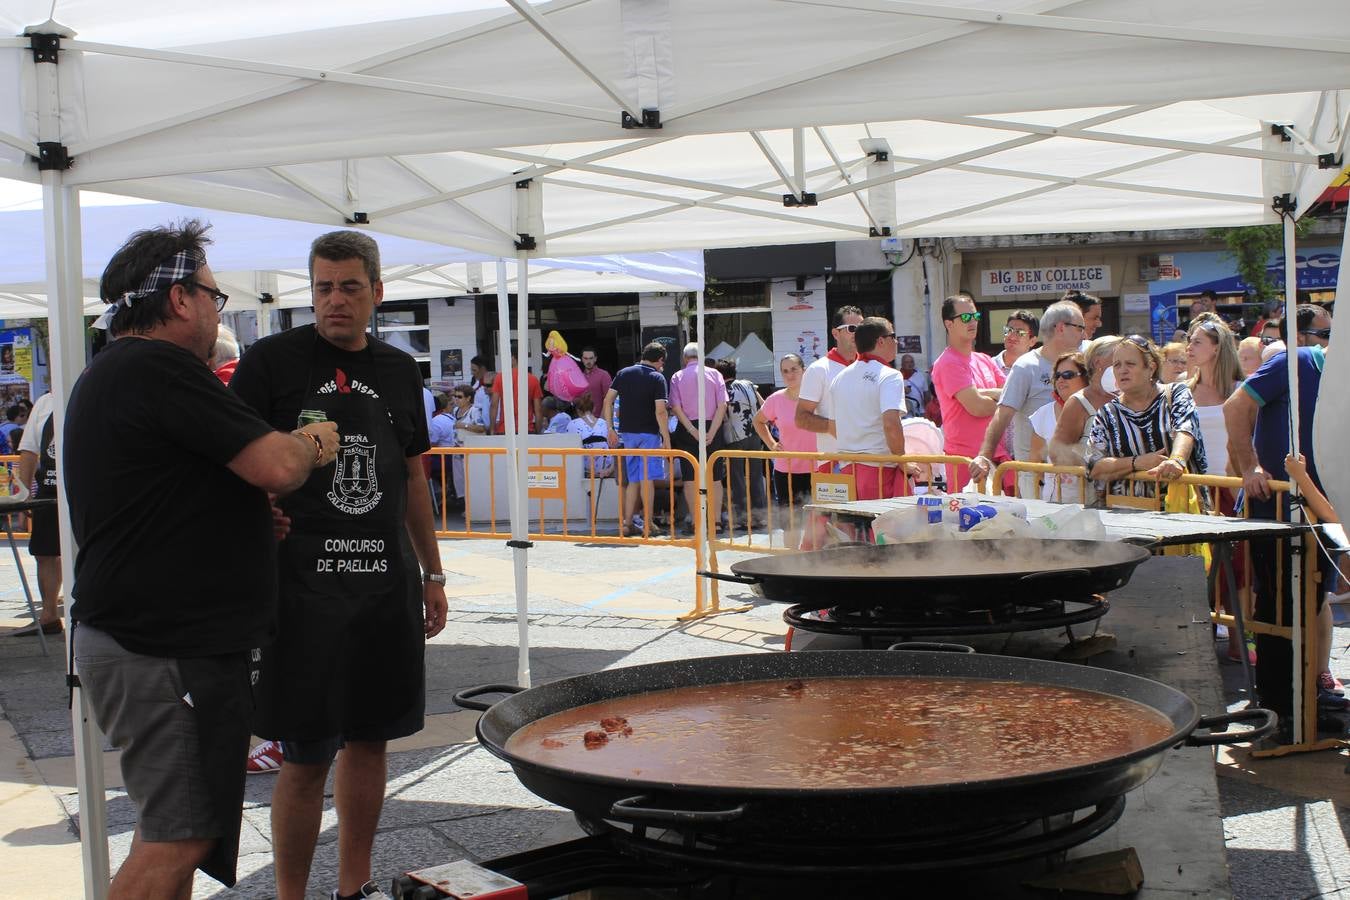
[0,538,1347,899]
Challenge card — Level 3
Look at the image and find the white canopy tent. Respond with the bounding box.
[0,185,704,316]
[3,2,1350,895]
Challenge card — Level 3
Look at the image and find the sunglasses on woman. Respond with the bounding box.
[946,311,981,323]
[1054,369,1085,381]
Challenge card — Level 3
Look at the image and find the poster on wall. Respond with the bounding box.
[794,329,824,364]
[440,348,464,381]
[0,329,33,404]
[640,325,681,384]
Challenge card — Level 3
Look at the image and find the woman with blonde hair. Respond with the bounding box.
[1161,340,1190,383]
[1185,313,1241,479]
[1049,335,1120,505]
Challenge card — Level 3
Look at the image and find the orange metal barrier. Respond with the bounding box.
[422,445,711,616]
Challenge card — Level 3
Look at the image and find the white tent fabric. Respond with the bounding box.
[5,4,1350,894]
[2,2,1349,252]
[0,187,703,316]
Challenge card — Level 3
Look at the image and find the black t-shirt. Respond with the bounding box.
[66,338,277,657]
[229,324,429,459]
[612,363,667,435]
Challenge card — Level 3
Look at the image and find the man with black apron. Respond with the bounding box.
[65,221,341,899]
[230,230,448,900]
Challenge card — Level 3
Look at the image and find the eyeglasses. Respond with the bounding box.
[1125,334,1153,351]
[837,323,859,333]
[184,280,228,312]
[945,311,981,323]
[1003,326,1032,337]
[1259,335,1280,346]
[881,333,897,339]
[1300,328,1332,340]
[1191,319,1223,335]
[1063,321,1087,332]
[1054,369,1085,381]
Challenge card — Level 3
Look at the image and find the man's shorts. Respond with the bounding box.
[669,421,727,481]
[75,625,251,852]
[620,432,667,482]
[28,503,58,557]
[280,736,347,766]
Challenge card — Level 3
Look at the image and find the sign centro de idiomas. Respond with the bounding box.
[982,266,1111,297]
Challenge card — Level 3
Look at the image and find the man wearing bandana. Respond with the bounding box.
[66,220,340,898]
[230,230,448,900]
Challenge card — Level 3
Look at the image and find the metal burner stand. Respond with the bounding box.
[392,798,1126,898]
[783,594,1109,649]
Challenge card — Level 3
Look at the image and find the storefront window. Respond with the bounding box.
[700,311,774,386]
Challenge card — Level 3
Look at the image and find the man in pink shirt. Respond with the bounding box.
[581,347,613,414]
[930,293,1006,490]
[669,343,728,534]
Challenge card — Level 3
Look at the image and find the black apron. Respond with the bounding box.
[35,411,57,499]
[254,339,424,742]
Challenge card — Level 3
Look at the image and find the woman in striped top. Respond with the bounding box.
[1087,335,1206,498]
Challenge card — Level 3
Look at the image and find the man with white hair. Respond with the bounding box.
[211,324,241,384]
[669,342,727,534]
[970,300,1087,497]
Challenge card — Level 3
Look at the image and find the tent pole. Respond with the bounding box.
[1281,210,1305,745]
[695,289,708,560]
[43,171,109,900]
[31,24,111,897]
[514,252,532,689]
[494,260,530,689]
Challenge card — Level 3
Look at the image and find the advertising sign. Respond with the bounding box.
[981,266,1111,297]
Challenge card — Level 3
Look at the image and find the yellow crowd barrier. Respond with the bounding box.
[422,445,711,617]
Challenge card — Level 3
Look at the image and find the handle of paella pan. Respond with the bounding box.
[609,795,748,827]
[1184,707,1278,746]
[887,641,977,654]
[452,684,526,712]
[697,570,761,585]
[1018,567,1092,581]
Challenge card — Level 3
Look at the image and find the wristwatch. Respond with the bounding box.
[423,572,447,585]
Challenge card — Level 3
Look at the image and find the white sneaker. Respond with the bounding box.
[331,881,389,900]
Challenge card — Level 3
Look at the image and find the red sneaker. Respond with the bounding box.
[246,740,284,774]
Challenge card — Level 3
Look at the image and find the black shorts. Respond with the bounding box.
[28,503,58,557]
[670,421,726,481]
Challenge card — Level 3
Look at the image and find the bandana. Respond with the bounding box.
[855,352,891,365]
[826,347,852,366]
[93,248,204,330]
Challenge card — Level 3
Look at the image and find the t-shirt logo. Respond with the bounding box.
[336,368,353,394]
[327,439,383,515]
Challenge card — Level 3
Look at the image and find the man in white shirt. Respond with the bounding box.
[970,300,1086,498]
[831,317,911,500]
[795,305,863,471]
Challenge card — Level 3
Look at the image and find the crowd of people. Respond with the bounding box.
[14,211,1343,899]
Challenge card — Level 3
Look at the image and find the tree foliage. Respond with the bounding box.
[1209,220,1314,302]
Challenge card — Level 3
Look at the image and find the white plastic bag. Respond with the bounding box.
[1028,505,1107,541]
[874,506,936,544]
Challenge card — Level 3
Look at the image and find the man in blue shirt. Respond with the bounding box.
[602,342,670,536]
[1225,303,1336,729]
